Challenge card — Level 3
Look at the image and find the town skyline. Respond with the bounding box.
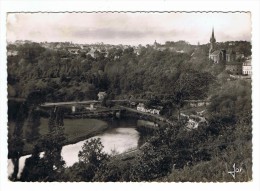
[8,38,251,47]
[7,12,251,46]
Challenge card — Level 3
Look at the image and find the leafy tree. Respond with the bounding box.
[93,161,125,182]
[66,138,109,181]
[20,145,42,181]
[17,42,46,63]
[208,79,251,124]
[130,143,173,181]
[128,127,180,181]
[24,90,46,143]
[25,108,41,143]
[145,96,161,108]
[20,107,66,181]
[8,102,28,180]
[78,138,109,166]
[168,69,215,120]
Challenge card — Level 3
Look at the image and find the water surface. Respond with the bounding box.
[8,118,140,178]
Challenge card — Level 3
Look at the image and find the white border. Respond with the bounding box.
[1,1,259,191]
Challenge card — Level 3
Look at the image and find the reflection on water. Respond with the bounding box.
[8,155,31,178]
[8,152,44,179]
[62,127,139,167]
[8,118,140,178]
[97,127,139,153]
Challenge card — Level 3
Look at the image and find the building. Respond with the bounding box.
[208,28,228,64]
[208,28,245,76]
[236,52,245,60]
[130,101,138,107]
[242,58,252,76]
[151,109,160,115]
[72,105,76,113]
[226,49,236,62]
[136,103,160,115]
[176,50,185,53]
[208,28,233,64]
[86,49,96,58]
[184,100,211,107]
[209,49,227,64]
[85,103,96,111]
[67,47,81,55]
[89,48,108,58]
[97,92,107,100]
[225,62,243,75]
[137,103,146,112]
[153,40,159,49]
[7,50,18,56]
[208,28,217,62]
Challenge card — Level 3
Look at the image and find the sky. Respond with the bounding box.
[6,12,251,45]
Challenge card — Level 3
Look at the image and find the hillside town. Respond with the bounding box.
[7,29,252,80]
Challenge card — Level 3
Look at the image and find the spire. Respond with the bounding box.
[210,27,216,43]
[154,40,158,48]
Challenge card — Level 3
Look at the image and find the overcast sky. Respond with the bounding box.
[7,12,251,45]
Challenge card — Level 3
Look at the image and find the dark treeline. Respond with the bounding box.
[7,41,251,102]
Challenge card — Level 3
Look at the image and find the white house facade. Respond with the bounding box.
[242,59,252,76]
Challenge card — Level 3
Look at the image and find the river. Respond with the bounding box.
[8,118,140,179]
[61,126,140,167]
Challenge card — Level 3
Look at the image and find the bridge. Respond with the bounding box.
[8,97,26,102]
[41,100,101,107]
[39,99,148,108]
[9,97,175,125]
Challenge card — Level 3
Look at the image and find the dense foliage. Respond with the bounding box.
[8,40,252,182]
[20,107,67,181]
[8,41,250,102]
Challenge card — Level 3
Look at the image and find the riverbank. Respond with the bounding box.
[8,118,109,157]
[8,106,169,158]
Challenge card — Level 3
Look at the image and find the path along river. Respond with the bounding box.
[8,118,141,178]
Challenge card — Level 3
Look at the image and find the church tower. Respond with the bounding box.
[153,40,158,49]
[209,28,216,54]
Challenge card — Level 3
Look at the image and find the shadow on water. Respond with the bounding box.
[8,115,154,178]
[107,116,138,129]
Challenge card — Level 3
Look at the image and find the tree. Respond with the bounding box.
[130,143,173,181]
[25,108,41,143]
[8,102,28,180]
[207,79,251,124]
[145,96,161,108]
[78,138,109,166]
[18,42,46,63]
[26,90,46,107]
[20,145,42,181]
[9,90,46,181]
[169,69,215,120]
[24,90,46,143]
[66,138,109,181]
[93,161,124,182]
[20,107,67,181]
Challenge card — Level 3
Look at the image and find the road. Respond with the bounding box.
[41,100,100,107]
[41,99,148,107]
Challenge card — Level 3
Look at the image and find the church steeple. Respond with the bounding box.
[153,40,158,48]
[209,27,216,54]
[210,27,216,43]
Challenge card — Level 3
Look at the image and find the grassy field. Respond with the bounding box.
[38,118,108,141]
[8,118,108,155]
